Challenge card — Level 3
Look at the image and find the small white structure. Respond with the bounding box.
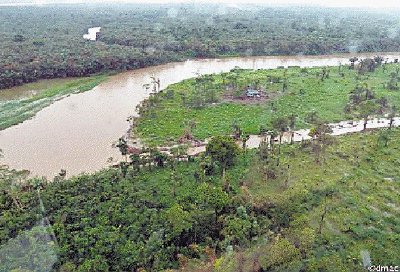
[246,89,260,98]
[83,27,101,41]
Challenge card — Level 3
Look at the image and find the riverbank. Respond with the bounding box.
[0,74,108,130]
[134,60,400,146]
[1,52,398,132]
[1,53,399,177]
[126,116,400,158]
[2,126,399,271]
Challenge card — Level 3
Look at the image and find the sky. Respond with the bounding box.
[0,0,399,8]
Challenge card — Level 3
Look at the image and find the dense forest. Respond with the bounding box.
[1,3,400,271]
[1,129,399,271]
[1,60,400,271]
[1,3,400,89]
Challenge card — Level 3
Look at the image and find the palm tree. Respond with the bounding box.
[271,116,289,145]
[206,135,239,181]
[258,137,269,161]
[318,194,329,234]
[150,76,160,92]
[259,125,269,142]
[362,83,374,101]
[288,114,297,144]
[116,137,129,162]
[388,72,398,90]
[349,57,358,69]
[358,101,378,131]
[282,79,288,92]
[226,72,239,91]
[268,129,279,151]
[267,128,281,166]
[376,97,388,114]
[373,55,384,65]
[308,123,333,164]
[232,120,241,140]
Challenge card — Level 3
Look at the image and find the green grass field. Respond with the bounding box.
[135,64,400,146]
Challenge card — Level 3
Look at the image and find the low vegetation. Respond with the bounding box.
[0,74,107,130]
[135,59,400,145]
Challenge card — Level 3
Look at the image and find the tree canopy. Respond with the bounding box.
[2,4,400,89]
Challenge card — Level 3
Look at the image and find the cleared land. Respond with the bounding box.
[1,60,399,271]
[135,62,400,146]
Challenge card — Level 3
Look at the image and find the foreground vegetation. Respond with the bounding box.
[1,128,399,271]
[0,74,107,130]
[2,3,400,271]
[194,129,400,271]
[135,59,400,145]
[2,4,400,89]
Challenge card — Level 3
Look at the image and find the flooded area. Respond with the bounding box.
[1,53,399,178]
[0,78,76,101]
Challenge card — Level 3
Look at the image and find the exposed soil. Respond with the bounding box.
[221,87,278,105]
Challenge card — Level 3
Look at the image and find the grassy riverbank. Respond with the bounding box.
[0,74,108,130]
[135,62,400,146]
[1,128,399,271]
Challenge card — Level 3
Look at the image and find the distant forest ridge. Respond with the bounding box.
[1,4,400,89]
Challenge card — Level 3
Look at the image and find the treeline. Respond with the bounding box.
[2,128,400,271]
[0,138,272,271]
[1,4,400,89]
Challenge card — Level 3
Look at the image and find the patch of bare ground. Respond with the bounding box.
[222,87,278,105]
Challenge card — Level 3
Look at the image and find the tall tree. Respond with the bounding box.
[206,135,239,180]
[271,116,289,144]
[388,105,397,129]
[308,123,334,164]
[358,101,379,131]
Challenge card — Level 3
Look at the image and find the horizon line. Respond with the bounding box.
[0,1,399,9]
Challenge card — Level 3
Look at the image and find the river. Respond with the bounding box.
[1,53,399,178]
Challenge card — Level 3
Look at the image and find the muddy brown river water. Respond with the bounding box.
[1,53,399,178]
